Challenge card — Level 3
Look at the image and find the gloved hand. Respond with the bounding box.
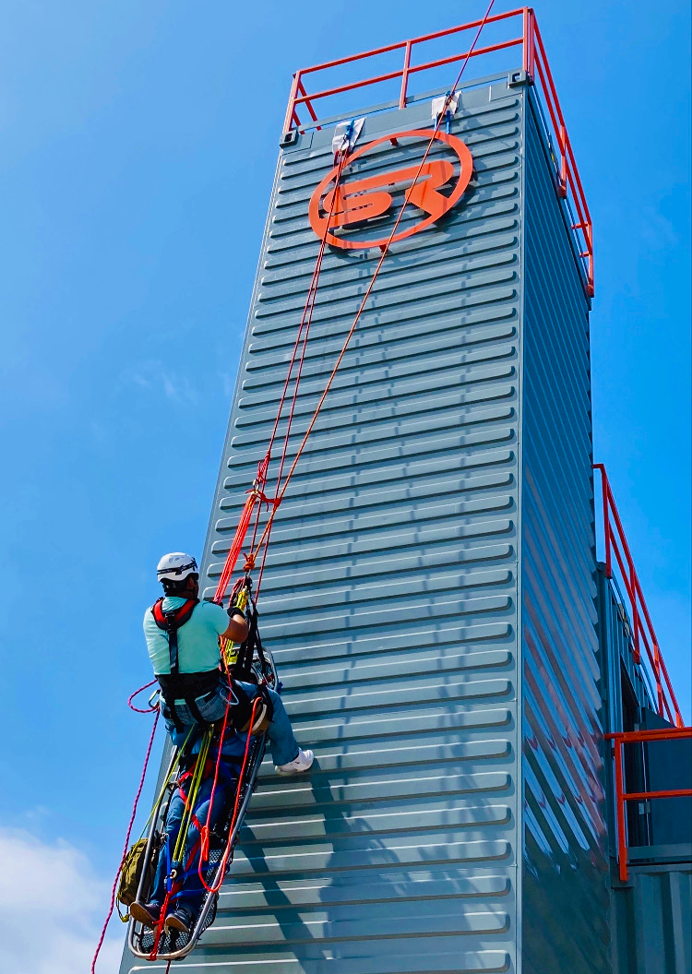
[227,601,247,622]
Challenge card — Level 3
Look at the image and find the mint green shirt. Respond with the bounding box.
[143,598,228,675]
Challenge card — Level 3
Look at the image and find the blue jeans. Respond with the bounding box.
[161,679,299,768]
[149,775,231,916]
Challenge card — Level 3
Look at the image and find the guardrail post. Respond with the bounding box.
[522,7,535,78]
[596,467,613,578]
[613,739,629,882]
[399,41,412,109]
[283,72,301,135]
[653,643,664,717]
[558,124,568,197]
[630,563,641,664]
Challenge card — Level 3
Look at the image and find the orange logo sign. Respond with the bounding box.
[309,129,473,250]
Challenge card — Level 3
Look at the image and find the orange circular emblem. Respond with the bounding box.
[308,128,473,250]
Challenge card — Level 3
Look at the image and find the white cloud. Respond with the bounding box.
[0,827,123,974]
[640,206,679,252]
[120,359,199,407]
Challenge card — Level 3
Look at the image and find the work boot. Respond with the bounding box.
[129,900,161,928]
[164,905,194,934]
[275,748,314,776]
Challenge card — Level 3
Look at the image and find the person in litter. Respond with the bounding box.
[130,729,242,934]
[143,552,313,775]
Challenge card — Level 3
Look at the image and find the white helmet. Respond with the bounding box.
[156,552,199,583]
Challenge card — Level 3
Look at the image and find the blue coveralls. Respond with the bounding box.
[148,761,236,916]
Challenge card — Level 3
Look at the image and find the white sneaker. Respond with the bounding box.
[275,748,314,776]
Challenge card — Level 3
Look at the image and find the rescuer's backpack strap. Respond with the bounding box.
[151,597,199,678]
[151,597,201,731]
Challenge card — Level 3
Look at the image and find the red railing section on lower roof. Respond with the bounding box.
[283,7,594,296]
[604,728,692,881]
[594,464,684,728]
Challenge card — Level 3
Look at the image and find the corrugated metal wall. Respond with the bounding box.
[611,864,692,974]
[520,89,608,974]
[211,81,521,974]
[122,76,607,974]
[127,81,524,974]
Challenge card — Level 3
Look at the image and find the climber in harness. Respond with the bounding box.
[143,552,313,775]
[128,551,314,936]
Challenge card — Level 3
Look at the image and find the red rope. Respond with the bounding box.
[273,150,349,495]
[248,0,497,566]
[254,163,347,596]
[148,886,174,961]
[197,695,261,894]
[195,665,235,875]
[214,153,348,605]
[255,153,350,597]
[128,679,158,713]
[214,486,262,602]
[91,709,160,974]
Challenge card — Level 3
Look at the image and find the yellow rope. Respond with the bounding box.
[172,728,212,866]
[139,726,195,836]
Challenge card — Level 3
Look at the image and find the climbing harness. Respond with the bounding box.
[93,4,498,968]
[150,597,211,731]
[150,595,263,734]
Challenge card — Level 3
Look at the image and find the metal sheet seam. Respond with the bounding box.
[515,79,527,974]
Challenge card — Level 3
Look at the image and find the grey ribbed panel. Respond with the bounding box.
[127,83,523,974]
[520,91,608,973]
[612,864,692,974]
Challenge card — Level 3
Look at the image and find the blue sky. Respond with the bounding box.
[0,0,689,967]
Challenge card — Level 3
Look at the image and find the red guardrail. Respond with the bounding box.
[604,728,692,881]
[283,7,594,296]
[594,464,684,728]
